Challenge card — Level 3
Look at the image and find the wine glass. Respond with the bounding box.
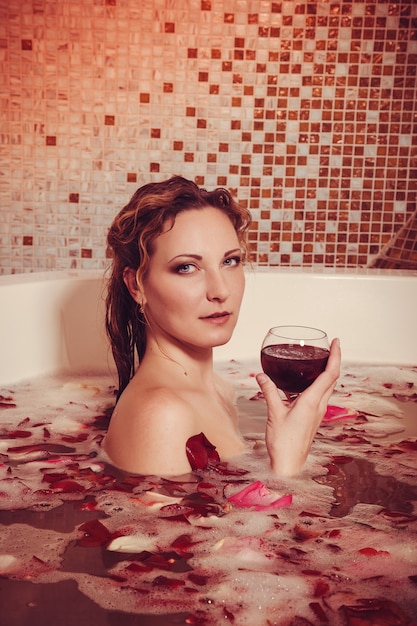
[260,325,330,402]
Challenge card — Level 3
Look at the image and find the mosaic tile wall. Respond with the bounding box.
[0,0,416,274]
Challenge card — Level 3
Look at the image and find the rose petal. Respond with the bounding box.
[186,432,220,470]
[107,535,157,553]
[322,405,358,423]
[227,480,292,511]
[134,491,183,509]
[358,547,390,557]
[151,575,185,588]
[77,519,113,547]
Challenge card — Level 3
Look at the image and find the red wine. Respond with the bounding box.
[261,343,330,395]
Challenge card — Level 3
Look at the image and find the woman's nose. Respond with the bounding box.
[206,270,230,302]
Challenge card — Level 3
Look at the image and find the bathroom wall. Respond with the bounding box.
[0,0,416,274]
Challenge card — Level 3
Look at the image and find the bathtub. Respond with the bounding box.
[0,268,416,386]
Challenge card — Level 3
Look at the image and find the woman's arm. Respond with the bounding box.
[256,337,341,476]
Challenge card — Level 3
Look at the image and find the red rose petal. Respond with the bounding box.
[186,432,220,470]
[77,519,112,547]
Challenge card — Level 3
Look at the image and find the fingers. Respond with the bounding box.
[256,373,285,414]
[327,337,341,377]
[305,337,341,399]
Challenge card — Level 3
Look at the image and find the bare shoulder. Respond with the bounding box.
[104,384,196,476]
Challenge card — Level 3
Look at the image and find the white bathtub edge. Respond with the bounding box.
[1,268,416,386]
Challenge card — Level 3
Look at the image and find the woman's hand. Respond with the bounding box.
[256,338,341,476]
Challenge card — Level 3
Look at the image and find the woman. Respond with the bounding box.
[104,176,340,477]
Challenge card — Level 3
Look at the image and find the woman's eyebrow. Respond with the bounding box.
[168,248,241,264]
[168,253,203,263]
[223,248,242,257]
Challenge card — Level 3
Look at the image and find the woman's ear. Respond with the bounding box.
[123,267,144,305]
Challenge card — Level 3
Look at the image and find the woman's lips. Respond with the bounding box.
[201,312,231,325]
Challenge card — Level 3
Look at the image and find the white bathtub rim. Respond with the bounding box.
[1,267,416,386]
[1,266,417,285]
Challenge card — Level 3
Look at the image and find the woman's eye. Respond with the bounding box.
[223,256,241,267]
[176,263,197,274]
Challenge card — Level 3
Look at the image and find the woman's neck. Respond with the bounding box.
[143,334,215,386]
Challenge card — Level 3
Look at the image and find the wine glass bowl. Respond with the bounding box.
[261,325,330,402]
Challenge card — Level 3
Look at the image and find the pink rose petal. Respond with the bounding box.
[322,405,358,423]
[227,480,292,511]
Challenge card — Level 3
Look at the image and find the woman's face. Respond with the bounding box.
[140,206,245,354]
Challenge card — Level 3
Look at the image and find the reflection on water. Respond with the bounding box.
[314,455,417,518]
[0,578,185,626]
